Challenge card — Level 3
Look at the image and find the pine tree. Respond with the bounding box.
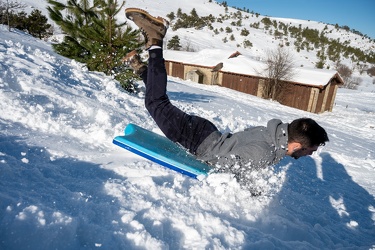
[167,35,181,50]
[27,10,52,39]
[47,0,141,91]
[7,11,27,31]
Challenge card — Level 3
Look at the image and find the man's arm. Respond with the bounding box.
[211,142,276,172]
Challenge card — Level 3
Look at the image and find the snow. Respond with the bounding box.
[1,0,375,248]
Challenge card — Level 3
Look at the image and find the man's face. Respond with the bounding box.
[290,145,319,159]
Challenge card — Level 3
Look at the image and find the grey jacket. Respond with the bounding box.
[196,119,289,171]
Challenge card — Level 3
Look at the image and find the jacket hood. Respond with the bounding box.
[267,119,289,160]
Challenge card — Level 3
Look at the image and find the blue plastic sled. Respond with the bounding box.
[113,123,213,179]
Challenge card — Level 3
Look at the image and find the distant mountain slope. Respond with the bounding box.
[20,0,374,74]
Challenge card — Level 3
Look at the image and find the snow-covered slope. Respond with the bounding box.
[1,22,375,249]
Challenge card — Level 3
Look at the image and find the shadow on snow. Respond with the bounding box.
[0,133,133,249]
[244,153,375,249]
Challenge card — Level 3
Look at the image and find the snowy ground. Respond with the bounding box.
[1,26,375,249]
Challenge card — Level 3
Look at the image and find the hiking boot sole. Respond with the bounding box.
[125,8,169,29]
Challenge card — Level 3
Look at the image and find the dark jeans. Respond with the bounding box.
[140,49,218,154]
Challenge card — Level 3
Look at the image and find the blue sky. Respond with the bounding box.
[224,0,375,39]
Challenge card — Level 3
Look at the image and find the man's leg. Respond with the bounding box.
[125,8,219,154]
[143,48,218,154]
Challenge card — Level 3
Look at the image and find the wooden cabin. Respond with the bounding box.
[164,50,344,113]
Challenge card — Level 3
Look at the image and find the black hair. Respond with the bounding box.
[288,118,329,147]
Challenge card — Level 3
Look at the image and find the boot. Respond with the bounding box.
[125,8,169,50]
[122,50,147,76]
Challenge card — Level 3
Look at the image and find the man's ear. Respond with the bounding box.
[287,142,302,153]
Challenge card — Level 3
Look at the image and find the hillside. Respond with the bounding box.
[1,0,375,249]
[1,22,375,249]
[21,0,375,71]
